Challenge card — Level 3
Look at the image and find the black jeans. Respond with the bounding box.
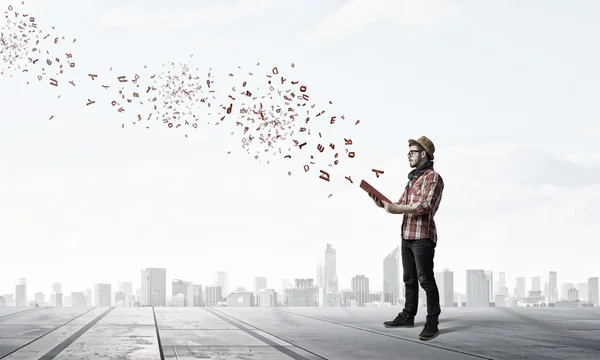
[399,239,441,325]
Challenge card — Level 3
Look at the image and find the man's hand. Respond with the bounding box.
[384,202,414,215]
[369,193,384,208]
[384,202,400,214]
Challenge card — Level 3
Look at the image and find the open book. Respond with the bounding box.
[359,180,392,204]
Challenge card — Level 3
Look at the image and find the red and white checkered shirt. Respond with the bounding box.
[397,168,444,242]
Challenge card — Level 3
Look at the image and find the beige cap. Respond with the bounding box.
[408,136,435,160]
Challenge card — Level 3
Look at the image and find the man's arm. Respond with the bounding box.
[386,204,415,214]
[383,187,414,214]
[384,173,443,215]
[411,172,444,216]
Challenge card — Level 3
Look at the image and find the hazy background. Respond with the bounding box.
[1,0,599,296]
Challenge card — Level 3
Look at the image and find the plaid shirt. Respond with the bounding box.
[397,168,444,242]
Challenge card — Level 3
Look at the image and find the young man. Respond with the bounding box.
[368,136,444,340]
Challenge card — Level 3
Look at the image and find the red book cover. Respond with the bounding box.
[359,180,392,204]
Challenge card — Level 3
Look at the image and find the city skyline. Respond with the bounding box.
[0,250,597,306]
[3,234,598,308]
[1,0,599,298]
[4,271,598,308]
[1,243,598,300]
[4,258,596,298]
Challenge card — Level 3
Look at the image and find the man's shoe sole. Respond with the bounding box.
[418,331,439,340]
[383,324,414,328]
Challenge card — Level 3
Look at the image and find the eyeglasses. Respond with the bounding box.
[407,150,424,157]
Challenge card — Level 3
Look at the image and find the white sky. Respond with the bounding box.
[1,0,599,298]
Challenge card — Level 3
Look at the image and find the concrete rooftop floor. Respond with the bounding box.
[0,306,599,359]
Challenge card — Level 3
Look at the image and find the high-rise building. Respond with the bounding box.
[435,269,454,307]
[499,272,506,288]
[383,246,401,305]
[50,293,63,307]
[95,284,112,306]
[85,289,93,307]
[560,283,575,301]
[577,283,589,302]
[34,292,45,306]
[71,292,86,307]
[217,271,228,297]
[549,271,558,302]
[531,276,541,292]
[589,277,599,305]
[516,277,526,299]
[351,275,369,307]
[567,288,579,301]
[257,289,277,307]
[254,277,267,302]
[484,271,493,299]
[172,279,191,297]
[498,271,508,297]
[15,279,27,307]
[141,268,167,307]
[172,279,200,307]
[285,279,317,307]
[466,270,489,307]
[205,286,222,306]
[186,283,202,307]
[317,244,338,294]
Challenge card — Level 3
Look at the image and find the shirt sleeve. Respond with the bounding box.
[411,172,443,215]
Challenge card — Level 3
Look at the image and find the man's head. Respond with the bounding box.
[407,136,435,168]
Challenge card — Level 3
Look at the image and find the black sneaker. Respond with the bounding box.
[418,323,439,340]
[383,315,414,328]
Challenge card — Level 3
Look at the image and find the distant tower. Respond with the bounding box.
[254,277,267,301]
[15,278,27,307]
[95,284,112,306]
[205,286,222,306]
[141,268,167,306]
[435,269,454,307]
[484,271,493,299]
[217,271,228,297]
[172,279,191,297]
[351,275,369,307]
[516,277,526,299]
[35,292,45,306]
[498,272,506,290]
[549,271,558,302]
[577,283,589,302]
[531,276,542,292]
[466,270,489,307]
[317,244,338,294]
[589,277,599,305]
[383,246,400,305]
